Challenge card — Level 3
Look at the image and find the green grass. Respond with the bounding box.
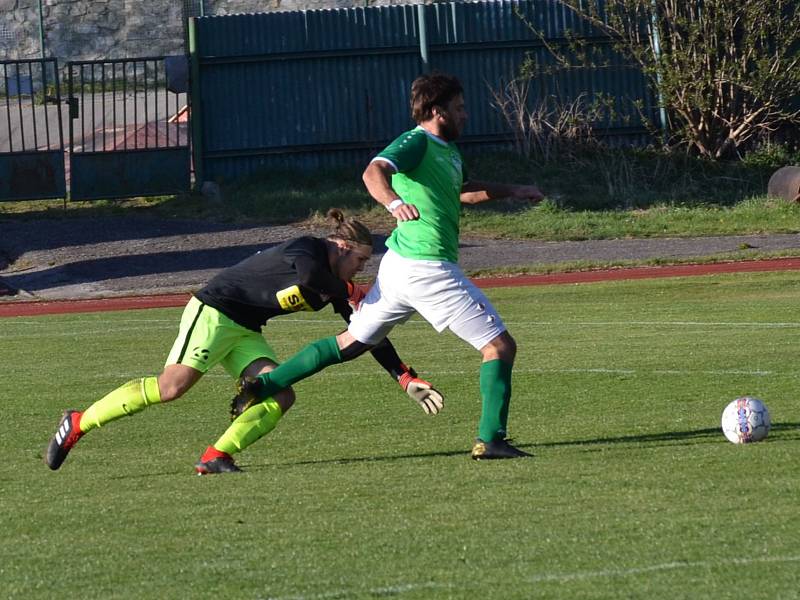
[5,193,800,245]
[3,147,800,245]
[459,196,800,240]
[2,272,800,598]
[466,246,800,278]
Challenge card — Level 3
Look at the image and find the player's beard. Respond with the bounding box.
[439,116,463,141]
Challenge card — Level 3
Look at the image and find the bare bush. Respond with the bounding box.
[518,0,800,159]
[489,77,611,162]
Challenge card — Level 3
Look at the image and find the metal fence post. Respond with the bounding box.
[37,0,46,58]
[649,1,669,143]
[188,17,204,191]
[417,4,429,73]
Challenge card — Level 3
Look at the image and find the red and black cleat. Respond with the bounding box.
[195,446,242,475]
[45,410,84,470]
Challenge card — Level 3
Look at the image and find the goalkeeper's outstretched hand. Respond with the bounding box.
[229,375,265,421]
[346,281,370,309]
[398,367,444,415]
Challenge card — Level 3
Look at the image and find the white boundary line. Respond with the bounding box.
[254,554,800,598]
[262,581,453,600]
[528,554,800,583]
[5,317,800,327]
[90,366,790,381]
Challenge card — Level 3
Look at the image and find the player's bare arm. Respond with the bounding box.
[460,179,544,205]
[362,160,420,221]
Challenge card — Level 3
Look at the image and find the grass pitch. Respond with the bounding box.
[2,272,799,599]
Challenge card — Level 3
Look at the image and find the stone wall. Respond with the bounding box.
[1,0,188,61]
[0,0,423,63]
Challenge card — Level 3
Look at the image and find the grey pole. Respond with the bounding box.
[417,4,429,73]
[649,2,669,143]
[37,0,45,58]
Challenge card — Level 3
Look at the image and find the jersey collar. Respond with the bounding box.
[415,125,450,147]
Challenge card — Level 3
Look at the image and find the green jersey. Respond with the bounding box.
[375,126,466,263]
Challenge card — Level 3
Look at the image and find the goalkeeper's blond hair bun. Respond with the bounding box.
[326,208,372,248]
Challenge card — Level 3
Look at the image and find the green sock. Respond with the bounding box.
[80,377,162,433]
[256,336,342,397]
[213,398,283,455]
[499,387,511,437]
[478,359,513,443]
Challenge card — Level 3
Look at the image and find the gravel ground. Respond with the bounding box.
[1,216,799,301]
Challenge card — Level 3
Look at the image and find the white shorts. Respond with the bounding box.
[348,249,506,351]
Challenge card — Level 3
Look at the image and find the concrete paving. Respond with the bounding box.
[1,216,799,301]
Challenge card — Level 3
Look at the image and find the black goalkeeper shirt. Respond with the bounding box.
[195,237,351,331]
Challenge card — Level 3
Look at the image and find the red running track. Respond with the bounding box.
[2,257,800,318]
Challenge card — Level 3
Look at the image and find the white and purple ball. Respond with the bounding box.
[721,396,771,444]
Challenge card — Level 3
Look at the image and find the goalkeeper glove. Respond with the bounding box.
[346,281,370,309]
[398,365,444,415]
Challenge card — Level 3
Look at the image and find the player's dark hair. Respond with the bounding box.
[410,72,464,123]
[326,208,372,247]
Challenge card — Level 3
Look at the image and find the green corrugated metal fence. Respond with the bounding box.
[189,0,657,183]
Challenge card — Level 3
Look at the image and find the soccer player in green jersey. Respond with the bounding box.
[44,209,443,474]
[220,72,544,460]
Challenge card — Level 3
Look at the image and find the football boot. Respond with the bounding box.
[471,438,531,460]
[45,410,84,470]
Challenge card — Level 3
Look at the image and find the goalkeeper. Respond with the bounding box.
[44,208,443,474]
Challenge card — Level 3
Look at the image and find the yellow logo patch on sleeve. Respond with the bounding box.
[276,285,313,312]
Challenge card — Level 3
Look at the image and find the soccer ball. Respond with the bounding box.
[721,396,771,444]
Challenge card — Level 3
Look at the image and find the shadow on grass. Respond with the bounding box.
[99,423,800,479]
[0,212,263,252]
[532,422,800,450]
[243,423,800,469]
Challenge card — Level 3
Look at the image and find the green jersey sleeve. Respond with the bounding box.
[374,128,428,173]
